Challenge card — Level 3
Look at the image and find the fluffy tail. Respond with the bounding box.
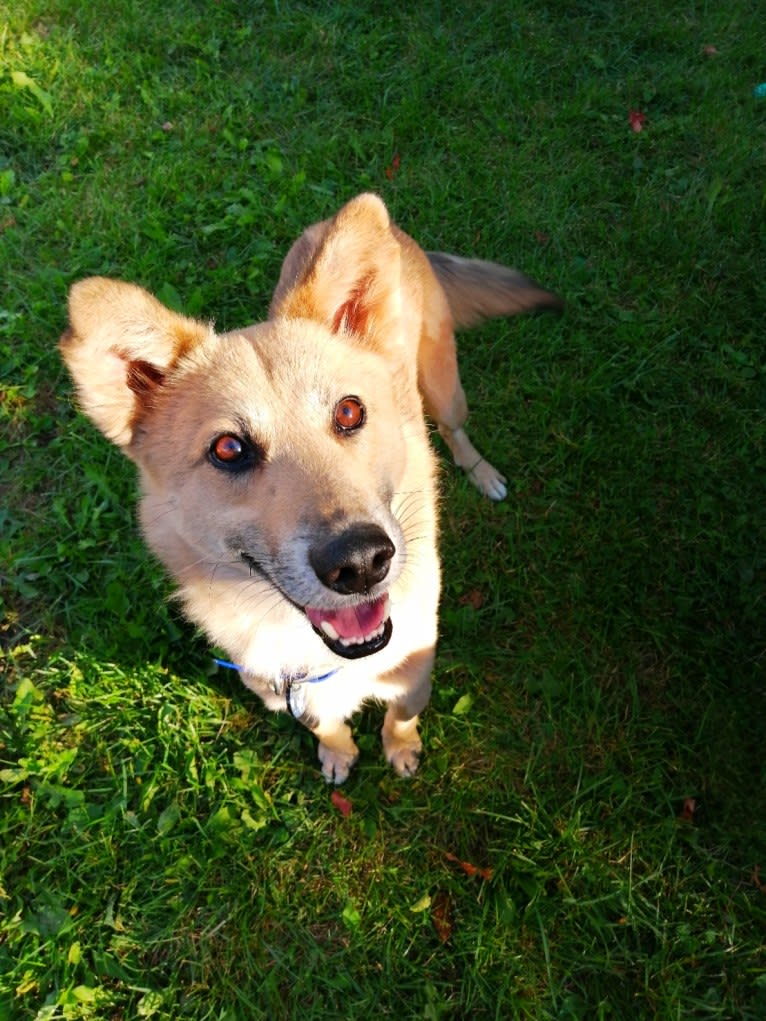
[427,251,563,329]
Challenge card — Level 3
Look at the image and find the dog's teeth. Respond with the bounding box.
[321,620,340,641]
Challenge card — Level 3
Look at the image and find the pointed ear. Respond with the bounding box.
[270,193,403,349]
[59,277,209,450]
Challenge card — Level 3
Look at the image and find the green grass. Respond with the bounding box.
[2,0,765,1017]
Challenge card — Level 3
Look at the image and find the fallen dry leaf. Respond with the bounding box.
[431,890,453,943]
[331,789,353,818]
[445,851,493,881]
[629,109,647,133]
[751,865,766,894]
[458,589,485,610]
[385,152,401,180]
[678,797,698,823]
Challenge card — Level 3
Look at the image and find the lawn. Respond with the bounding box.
[2,1,765,1018]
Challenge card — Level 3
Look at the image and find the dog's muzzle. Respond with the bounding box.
[306,524,395,658]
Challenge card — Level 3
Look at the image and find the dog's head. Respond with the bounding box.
[59,195,436,662]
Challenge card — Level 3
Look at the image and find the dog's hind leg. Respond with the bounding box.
[417,316,508,501]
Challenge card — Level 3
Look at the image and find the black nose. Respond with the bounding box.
[309,524,395,595]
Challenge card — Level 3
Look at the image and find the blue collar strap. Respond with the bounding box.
[213,657,243,671]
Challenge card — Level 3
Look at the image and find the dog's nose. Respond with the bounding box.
[310,524,395,595]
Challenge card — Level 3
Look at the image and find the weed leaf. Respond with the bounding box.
[11,70,53,116]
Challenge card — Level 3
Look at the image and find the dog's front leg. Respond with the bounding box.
[381,647,434,778]
[311,719,359,785]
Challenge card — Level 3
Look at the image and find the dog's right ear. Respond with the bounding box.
[59,277,210,450]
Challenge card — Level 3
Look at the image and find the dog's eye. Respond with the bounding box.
[209,433,259,471]
[334,396,365,433]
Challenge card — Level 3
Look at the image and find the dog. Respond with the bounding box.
[59,193,561,783]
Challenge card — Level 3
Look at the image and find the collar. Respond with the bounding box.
[213,657,340,723]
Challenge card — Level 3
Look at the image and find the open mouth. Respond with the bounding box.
[305,595,392,659]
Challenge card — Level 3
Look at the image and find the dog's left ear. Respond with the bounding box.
[270,193,403,351]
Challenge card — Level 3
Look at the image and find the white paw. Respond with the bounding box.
[467,459,507,501]
[318,743,359,785]
[383,736,422,778]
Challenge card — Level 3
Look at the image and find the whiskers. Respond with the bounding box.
[392,488,433,543]
[142,498,178,528]
[391,487,436,584]
[205,551,279,613]
[233,576,287,628]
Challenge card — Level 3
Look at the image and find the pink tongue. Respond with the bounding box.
[306,597,387,640]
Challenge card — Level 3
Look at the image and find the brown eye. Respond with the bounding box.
[209,433,259,471]
[334,396,365,433]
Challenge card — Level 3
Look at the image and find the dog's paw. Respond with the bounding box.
[318,742,359,785]
[383,735,422,778]
[467,458,507,501]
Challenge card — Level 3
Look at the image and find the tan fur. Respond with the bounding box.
[59,192,559,782]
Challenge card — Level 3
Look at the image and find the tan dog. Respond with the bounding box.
[59,193,560,783]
